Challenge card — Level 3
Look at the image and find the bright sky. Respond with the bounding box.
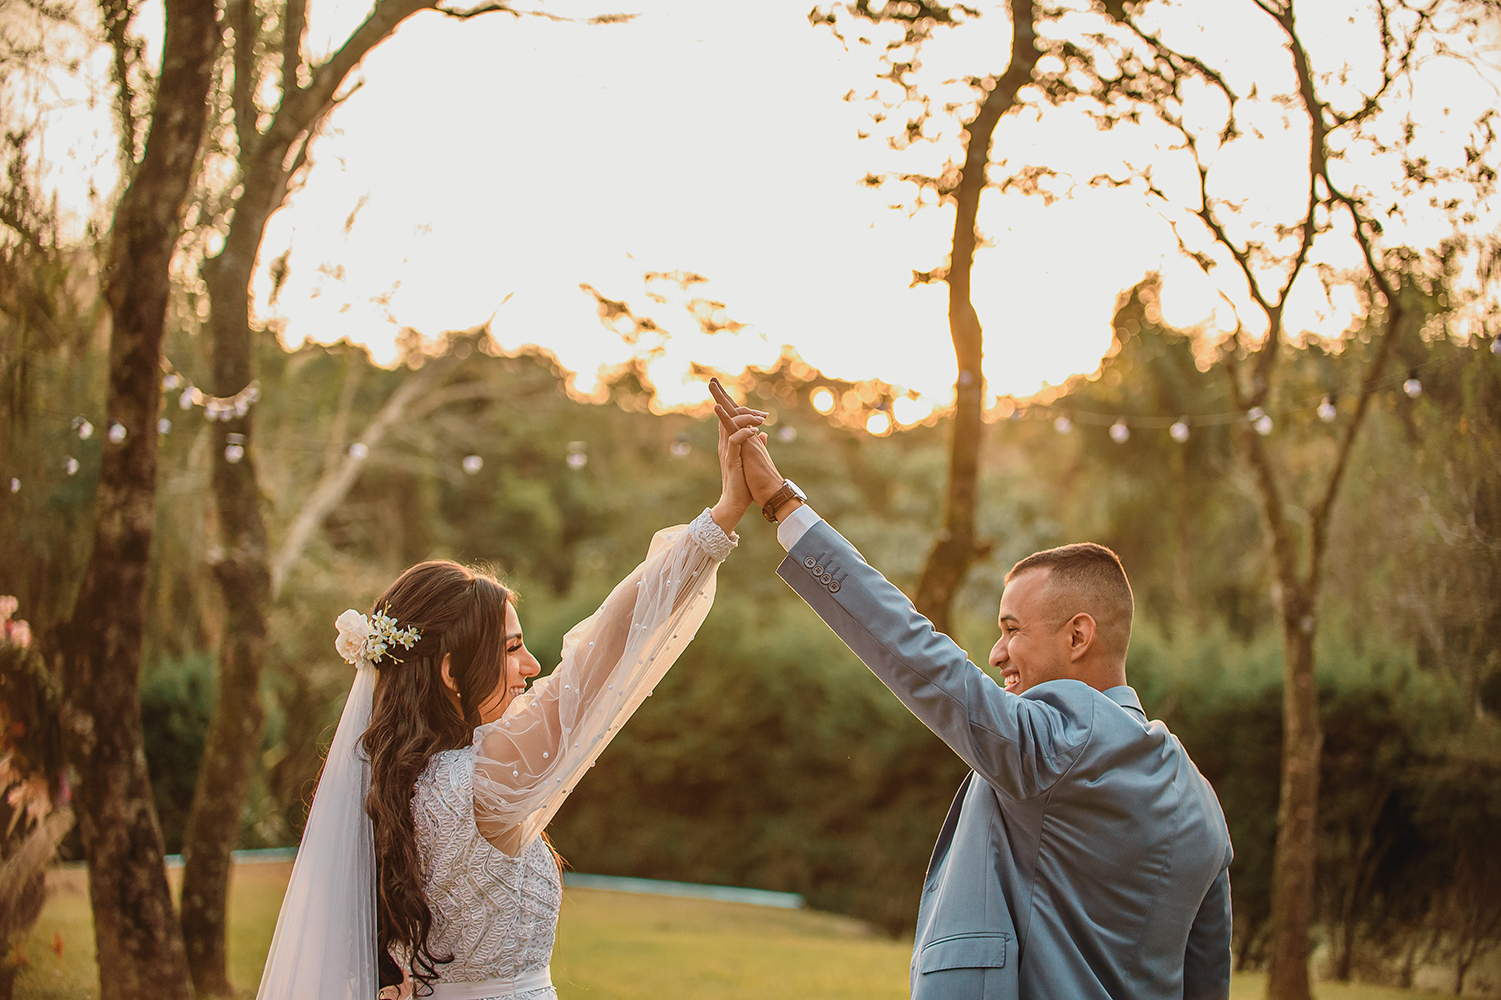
[15,0,1500,419]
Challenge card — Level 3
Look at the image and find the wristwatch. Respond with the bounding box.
[761,479,807,523]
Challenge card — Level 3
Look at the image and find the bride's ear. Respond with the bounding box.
[439,653,459,695]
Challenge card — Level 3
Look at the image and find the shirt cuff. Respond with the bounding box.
[776,504,821,552]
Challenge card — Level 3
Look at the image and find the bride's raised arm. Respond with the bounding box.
[471,510,735,855]
[470,395,767,856]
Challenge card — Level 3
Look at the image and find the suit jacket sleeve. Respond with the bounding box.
[778,519,1091,800]
[1182,861,1233,1000]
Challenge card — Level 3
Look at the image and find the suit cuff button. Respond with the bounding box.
[828,580,841,593]
[803,556,817,568]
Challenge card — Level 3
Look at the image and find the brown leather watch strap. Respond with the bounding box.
[761,480,803,523]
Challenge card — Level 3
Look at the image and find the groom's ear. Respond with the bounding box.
[1065,613,1096,662]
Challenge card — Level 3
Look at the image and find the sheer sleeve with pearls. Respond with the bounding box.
[470,509,736,856]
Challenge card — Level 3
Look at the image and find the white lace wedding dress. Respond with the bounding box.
[406,510,736,999]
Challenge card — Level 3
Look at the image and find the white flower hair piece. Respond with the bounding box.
[335,606,420,668]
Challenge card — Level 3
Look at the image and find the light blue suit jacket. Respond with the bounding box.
[778,518,1233,1000]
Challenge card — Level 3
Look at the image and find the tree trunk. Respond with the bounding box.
[1265,585,1322,1000]
[55,1,220,997]
[913,0,1038,632]
[176,0,451,981]
[178,223,274,993]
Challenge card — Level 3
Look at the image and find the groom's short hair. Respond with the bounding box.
[1006,543,1134,655]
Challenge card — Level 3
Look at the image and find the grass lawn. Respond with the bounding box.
[13,862,1459,1000]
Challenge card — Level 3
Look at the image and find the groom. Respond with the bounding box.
[714,389,1233,1000]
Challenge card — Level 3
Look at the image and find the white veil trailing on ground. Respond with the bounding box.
[256,663,377,1000]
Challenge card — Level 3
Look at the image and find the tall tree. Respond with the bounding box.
[54,0,221,995]
[180,0,560,989]
[811,0,1042,633]
[1066,3,1496,996]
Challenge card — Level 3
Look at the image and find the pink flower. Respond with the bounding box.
[7,619,31,649]
[0,595,16,622]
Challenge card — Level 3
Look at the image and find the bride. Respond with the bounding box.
[255,401,769,1000]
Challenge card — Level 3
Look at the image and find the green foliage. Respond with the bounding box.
[138,652,215,854]
[5,262,1499,983]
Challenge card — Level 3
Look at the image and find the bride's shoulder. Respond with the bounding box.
[415,746,476,803]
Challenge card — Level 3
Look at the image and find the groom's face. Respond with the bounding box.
[989,568,1070,694]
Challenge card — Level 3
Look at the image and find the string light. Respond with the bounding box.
[11,344,1482,497]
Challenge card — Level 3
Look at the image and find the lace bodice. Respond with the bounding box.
[404,510,735,996]
[412,749,561,999]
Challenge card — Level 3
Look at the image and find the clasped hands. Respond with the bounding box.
[708,378,794,534]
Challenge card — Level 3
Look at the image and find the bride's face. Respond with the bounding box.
[475,602,541,725]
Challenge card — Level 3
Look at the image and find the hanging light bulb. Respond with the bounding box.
[158,418,172,435]
[108,422,127,443]
[348,442,369,460]
[1054,415,1073,434]
[224,444,245,463]
[8,478,18,494]
[1169,420,1190,443]
[1317,395,1337,422]
[64,457,80,476]
[1109,419,1130,443]
[74,417,94,440]
[462,455,483,474]
[669,435,692,458]
[1248,407,1273,436]
[566,441,587,469]
[1403,370,1422,398]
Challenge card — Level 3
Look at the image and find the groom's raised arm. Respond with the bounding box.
[774,506,1090,800]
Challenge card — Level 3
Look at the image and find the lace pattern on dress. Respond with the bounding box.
[471,509,735,855]
[412,748,561,1000]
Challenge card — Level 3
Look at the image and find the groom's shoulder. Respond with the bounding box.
[1019,679,1104,717]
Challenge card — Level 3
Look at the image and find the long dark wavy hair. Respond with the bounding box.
[360,560,511,994]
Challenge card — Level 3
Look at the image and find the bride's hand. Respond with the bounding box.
[710,407,767,534]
